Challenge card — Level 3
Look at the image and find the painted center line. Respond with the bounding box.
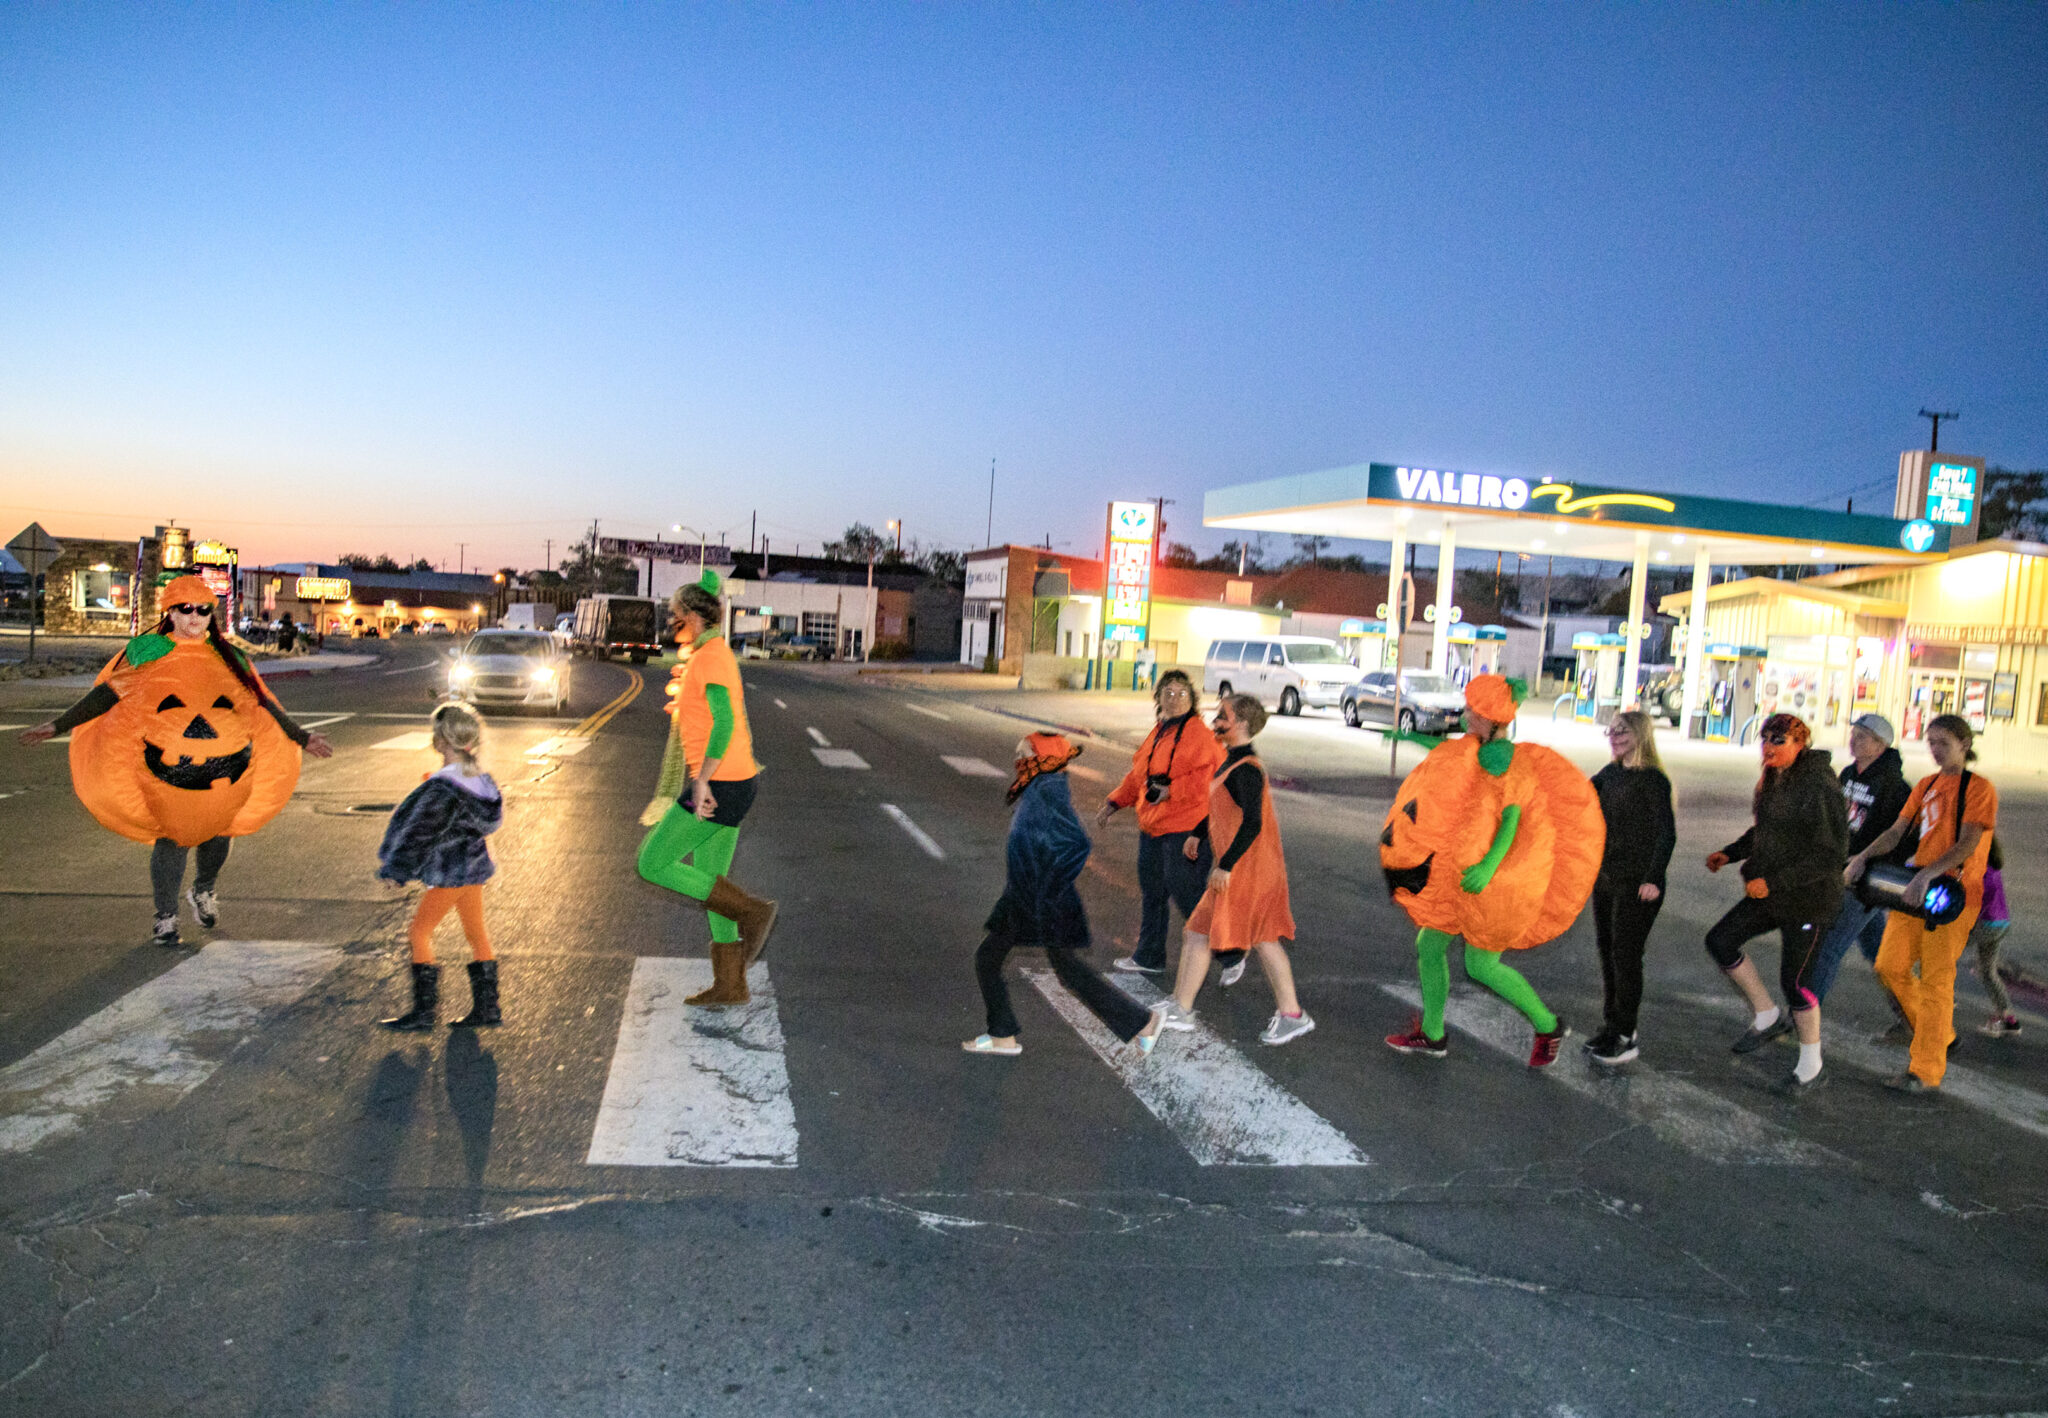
[0,940,343,1154]
[1384,983,1834,1167]
[806,727,830,746]
[1030,969,1367,1167]
[941,755,1004,777]
[881,804,945,859]
[586,959,797,1168]
[904,702,951,721]
[812,747,870,769]
[372,730,436,751]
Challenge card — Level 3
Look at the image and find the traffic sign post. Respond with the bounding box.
[6,523,63,663]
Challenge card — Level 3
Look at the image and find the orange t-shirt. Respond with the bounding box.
[674,636,757,781]
[1899,770,1999,914]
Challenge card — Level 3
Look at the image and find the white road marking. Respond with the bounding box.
[1066,764,1106,782]
[292,713,355,731]
[1032,969,1367,1167]
[806,726,830,746]
[0,724,29,732]
[812,748,869,769]
[0,941,343,1154]
[383,661,444,676]
[881,803,945,859]
[1681,991,2048,1141]
[941,754,1004,777]
[774,698,788,709]
[1385,983,1833,1166]
[525,735,593,759]
[372,730,436,751]
[904,702,950,721]
[585,959,797,1168]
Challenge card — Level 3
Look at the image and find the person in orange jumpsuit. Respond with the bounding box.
[1135,692,1313,1051]
[1847,712,1999,1092]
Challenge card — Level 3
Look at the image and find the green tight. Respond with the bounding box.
[638,803,741,944]
[1416,927,1557,1041]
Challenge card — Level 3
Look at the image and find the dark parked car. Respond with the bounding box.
[1341,669,1466,734]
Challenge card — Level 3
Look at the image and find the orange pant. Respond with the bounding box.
[409,885,493,965]
[1874,909,1972,1087]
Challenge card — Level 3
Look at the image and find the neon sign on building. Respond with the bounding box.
[1925,462,1978,528]
[1104,500,1157,644]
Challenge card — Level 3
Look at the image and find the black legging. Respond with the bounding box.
[1592,882,1663,1036]
[975,936,1152,1042]
[1704,894,1825,1012]
[151,836,230,917]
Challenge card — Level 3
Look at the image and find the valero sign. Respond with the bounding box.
[1104,500,1157,644]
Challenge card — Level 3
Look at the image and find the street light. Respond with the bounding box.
[886,519,901,555]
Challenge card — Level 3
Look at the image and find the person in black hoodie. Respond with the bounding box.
[1808,713,1913,1002]
[1703,712,1848,1093]
[1586,710,1676,1065]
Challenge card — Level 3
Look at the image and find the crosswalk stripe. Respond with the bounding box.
[904,702,950,720]
[0,941,343,1154]
[585,959,798,1168]
[941,755,1004,777]
[806,726,830,746]
[812,748,869,769]
[1680,992,2048,1141]
[372,730,435,750]
[1028,969,1368,1167]
[1384,983,1833,1167]
[881,804,945,859]
[524,735,593,759]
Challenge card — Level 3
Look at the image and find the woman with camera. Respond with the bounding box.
[1097,669,1233,979]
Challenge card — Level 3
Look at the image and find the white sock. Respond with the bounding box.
[1795,1043,1822,1083]
[1752,1006,1781,1032]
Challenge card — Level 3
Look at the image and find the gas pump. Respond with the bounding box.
[1468,625,1507,678]
[1703,643,1765,742]
[1571,632,1626,724]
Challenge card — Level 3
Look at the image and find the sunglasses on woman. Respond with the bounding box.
[1760,732,1791,745]
[167,603,212,616]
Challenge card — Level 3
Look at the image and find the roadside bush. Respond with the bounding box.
[869,638,913,661]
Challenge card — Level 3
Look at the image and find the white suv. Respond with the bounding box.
[1203,636,1357,716]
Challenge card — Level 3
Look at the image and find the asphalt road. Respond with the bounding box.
[4,643,2048,1417]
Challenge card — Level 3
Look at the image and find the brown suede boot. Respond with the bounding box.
[705,876,779,968]
[685,938,750,1006]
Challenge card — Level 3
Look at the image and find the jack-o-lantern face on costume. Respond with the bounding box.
[69,637,301,847]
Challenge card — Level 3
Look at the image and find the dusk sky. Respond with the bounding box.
[2,5,2043,574]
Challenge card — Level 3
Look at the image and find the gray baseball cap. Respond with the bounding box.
[1850,713,1896,745]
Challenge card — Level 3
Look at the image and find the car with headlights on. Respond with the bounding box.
[446,630,571,714]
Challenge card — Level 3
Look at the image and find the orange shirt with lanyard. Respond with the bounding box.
[674,633,758,782]
[1897,768,1998,917]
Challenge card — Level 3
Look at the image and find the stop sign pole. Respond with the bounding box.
[6,523,63,663]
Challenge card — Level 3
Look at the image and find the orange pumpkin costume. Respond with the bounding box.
[1186,751,1295,952]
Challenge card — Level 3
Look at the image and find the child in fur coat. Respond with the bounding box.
[376,701,505,1030]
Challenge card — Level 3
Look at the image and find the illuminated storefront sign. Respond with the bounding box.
[1390,467,1679,516]
[1901,519,1938,553]
[192,540,237,565]
[1924,462,1978,527]
[1104,500,1157,644]
[296,577,352,600]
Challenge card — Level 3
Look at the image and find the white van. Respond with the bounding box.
[1202,636,1357,716]
[500,603,551,632]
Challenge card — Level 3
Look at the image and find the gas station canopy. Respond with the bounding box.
[1203,462,1951,567]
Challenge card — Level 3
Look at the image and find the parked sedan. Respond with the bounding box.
[1341,670,1466,735]
[446,630,571,714]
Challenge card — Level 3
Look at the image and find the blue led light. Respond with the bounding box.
[1923,884,1952,916]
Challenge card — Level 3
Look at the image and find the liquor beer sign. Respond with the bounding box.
[1104,500,1157,644]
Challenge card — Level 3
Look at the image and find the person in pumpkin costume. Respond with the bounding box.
[19,576,335,947]
[635,569,779,1006]
[1381,674,1599,1066]
[1135,692,1315,1051]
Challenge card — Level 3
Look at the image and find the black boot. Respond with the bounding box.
[380,963,440,1031]
[450,960,501,1028]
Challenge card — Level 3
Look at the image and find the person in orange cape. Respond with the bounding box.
[1135,692,1314,1051]
[19,575,335,947]
[1380,674,1601,1066]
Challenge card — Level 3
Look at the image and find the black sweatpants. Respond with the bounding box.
[974,936,1152,1042]
[1591,882,1663,1036]
[151,837,230,917]
[1704,893,1827,1012]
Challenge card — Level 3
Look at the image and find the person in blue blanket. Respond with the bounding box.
[375,701,506,1031]
[964,732,1152,1057]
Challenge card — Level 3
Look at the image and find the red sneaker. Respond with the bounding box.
[1385,1015,1448,1057]
[1528,1018,1570,1068]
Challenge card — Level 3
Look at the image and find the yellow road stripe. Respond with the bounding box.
[571,664,645,739]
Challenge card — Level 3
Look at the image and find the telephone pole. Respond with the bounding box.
[1919,408,1959,452]
[985,458,996,549]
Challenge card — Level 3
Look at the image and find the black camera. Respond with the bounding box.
[1144,773,1172,804]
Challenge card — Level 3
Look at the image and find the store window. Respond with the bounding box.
[1962,646,1998,732]
[1904,642,1964,741]
[802,611,838,641]
[72,565,129,616]
[2035,683,2048,729]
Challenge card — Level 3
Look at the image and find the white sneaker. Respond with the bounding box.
[1219,959,1247,987]
[1113,955,1165,974]
[1151,1000,1196,1032]
[1261,1011,1315,1046]
[187,886,219,930]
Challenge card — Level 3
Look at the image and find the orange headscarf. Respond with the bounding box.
[1464,673,1520,726]
[1008,731,1083,804]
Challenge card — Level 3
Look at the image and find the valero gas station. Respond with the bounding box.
[1201,449,2048,774]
